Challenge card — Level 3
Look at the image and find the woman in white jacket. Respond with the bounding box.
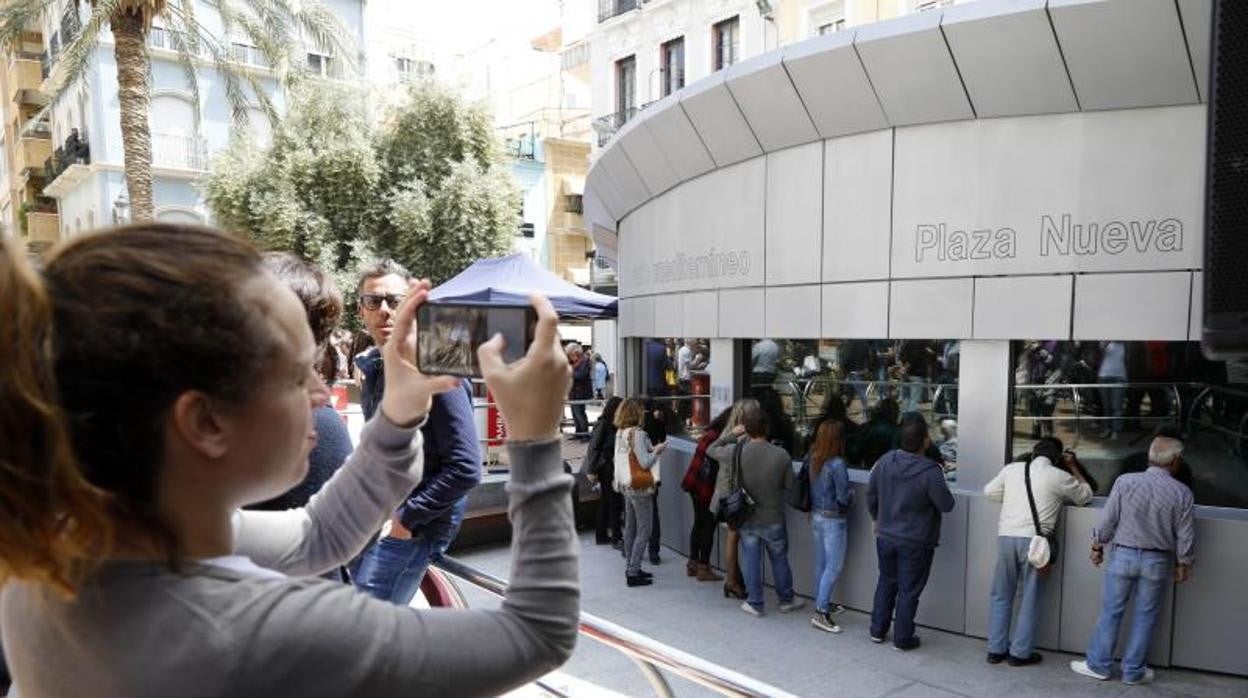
[614,397,666,587]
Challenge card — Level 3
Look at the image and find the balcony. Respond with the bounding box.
[23,200,59,248]
[152,133,209,171]
[148,26,205,57]
[42,130,90,198]
[591,107,638,147]
[598,0,640,23]
[14,131,52,175]
[8,52,47,104]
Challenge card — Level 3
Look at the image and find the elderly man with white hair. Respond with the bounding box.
[1071,435,1195,686]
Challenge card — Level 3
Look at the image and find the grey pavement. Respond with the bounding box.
[456,534,1248,698]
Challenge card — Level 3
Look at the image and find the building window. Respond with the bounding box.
[712,16,739,72]
[231,42,267,67]
[1010,340,1248,509]
[817,19,846,35]
[565,194,583,214]
[518,222,535,238]
[306,52,338,78]
[615,54,636,126]
[642,337,714,439]
[660,37,685,97]
[915,0,955,11]
[561,41,589,70]
[744,338,961,477]
[394,56,433,79]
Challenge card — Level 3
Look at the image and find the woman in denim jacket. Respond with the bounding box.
[808,419,852,634]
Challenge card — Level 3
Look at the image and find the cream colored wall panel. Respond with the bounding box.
[766,143,824,286]
[631,295,656,339]
[1073,271,1192,341]
[821,282,890,338]
[718,287,765,338]
[824,130,893,282]
[653,293,684,337]
[1190,271,1204,341]
[973,275,1073,340]
[682,291,720,338]
[618,298,635,337]
[889,278,974,339]
[766,285,821,339]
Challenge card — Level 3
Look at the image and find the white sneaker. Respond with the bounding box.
[1124,668,1155,685]
[1070,660,1111,681]
[739,601,762,617]
[778,598,806,613]
[811,612,841,634]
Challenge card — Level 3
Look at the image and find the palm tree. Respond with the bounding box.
[0,0,357,221]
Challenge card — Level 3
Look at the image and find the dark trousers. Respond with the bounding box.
[650,489,662,555]
[870,537,936,645]
[689,493,716,564]
[596,479,623,543]
[571,402,590,436]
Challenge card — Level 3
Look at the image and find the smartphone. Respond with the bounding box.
[416,302,537,377]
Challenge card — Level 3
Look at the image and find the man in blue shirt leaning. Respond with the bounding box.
[351,259,482,605]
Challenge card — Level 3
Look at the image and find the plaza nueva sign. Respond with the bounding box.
[913,214,1184,263]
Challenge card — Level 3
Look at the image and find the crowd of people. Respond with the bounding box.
[582,382,1196,685]
[0,225,582,696]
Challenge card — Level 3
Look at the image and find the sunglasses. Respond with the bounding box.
[359,293,407,311]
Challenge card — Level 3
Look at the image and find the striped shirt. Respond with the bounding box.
[1093,466,1196,566]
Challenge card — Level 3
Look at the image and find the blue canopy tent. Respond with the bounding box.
[430,253,617,319]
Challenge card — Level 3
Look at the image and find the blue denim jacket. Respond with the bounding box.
[811,456,851,516]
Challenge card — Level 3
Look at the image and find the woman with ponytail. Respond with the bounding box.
[0,226,579,697]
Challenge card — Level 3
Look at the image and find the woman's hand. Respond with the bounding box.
[478,294,570,442]
[379,279,463,427]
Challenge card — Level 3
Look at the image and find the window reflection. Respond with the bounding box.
[642,337,712,438]
[745,339,960,481]
[1010,340,1248,509]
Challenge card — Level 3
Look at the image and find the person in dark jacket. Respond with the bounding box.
[641,397,669,564]
[567,343,593,439]
[351,260,482,605]
[867,415,955,651]
[681,408,731,582]
[585,397,624,546]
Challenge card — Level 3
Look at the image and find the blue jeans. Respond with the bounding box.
[1099,379,1126,436]
[987,536,1047,658]
[812,515,848,613]
[739,522,795,610]
[353,534,451,605]
[1086,546,1172,682]
[902,377,927,414]
[870,537,935,645]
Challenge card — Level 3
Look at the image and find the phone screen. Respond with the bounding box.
[417,302,537,377]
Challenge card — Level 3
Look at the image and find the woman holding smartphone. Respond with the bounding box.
[0,225,579,697]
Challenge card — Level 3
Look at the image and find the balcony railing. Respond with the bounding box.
[592,107,638,147]
[44,129,90,183]
[230,42,268,68]
[152,133,210,171]
[148,26,204,57]
[598,0,639,23]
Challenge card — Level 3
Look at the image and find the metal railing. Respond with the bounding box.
[230,42,268,68]
[598,0,640,23]
[44,131,89,183]
[434,555,798,698]
[151,132,210,171]
[592,107,638,146]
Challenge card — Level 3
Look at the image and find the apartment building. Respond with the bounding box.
[0,0,365,254]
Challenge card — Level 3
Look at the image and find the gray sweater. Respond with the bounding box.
[708,434,794,527]
[1,416,579,697]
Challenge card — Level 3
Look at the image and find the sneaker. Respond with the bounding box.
[1008,653,1043,667]
[811,612,841,634]
[739,601,763,617]
[611,539,624,551]
[778,598,806,613]
[649,552,662,565]
[829,603,847,615]
[869,633,886,644]
[637,570,653,580]
[625,574,653,588]
[1070,660,1110,681]
[893,636,921,651]
[1123,668,1155,686]
[986,652,1007,665]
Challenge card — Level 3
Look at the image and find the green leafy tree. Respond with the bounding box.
[204,80,520,285]
[0,0,356,221]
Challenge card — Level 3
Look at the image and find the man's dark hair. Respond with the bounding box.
[355,258,412,297]
[1032,436,1064,465]
[741,408,768,439]
[899,412,928,453]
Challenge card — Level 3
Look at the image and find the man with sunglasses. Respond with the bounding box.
[350,259,482,605]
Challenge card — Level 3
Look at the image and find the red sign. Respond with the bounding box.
[486,388,507,447]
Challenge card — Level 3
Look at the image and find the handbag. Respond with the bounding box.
[1024,461,1054,570]
[717,440,755,529]
[787,456,812,513]
[626,428,656,490]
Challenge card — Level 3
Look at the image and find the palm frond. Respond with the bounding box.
[213,0,295,81]
[159,9,203,129]
[43,0,119,110]
[258,0,358,75]
[0,0,48,54]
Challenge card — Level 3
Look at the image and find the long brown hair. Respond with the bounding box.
[809,419,845,479]
[614,397,645,429]
[0,224,279,595]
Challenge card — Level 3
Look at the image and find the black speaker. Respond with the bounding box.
[1205,0,1248,359]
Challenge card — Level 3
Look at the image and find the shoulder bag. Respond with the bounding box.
[1024,461,1054,571]
[626,428,656,490]
[717,440,755,529]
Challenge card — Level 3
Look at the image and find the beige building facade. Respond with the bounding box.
[0,26,58,253]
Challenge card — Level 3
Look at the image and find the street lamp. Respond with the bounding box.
[112,192,130,225]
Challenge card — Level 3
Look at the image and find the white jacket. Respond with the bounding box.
[614,427,661,492]
[983,456,1093,537]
